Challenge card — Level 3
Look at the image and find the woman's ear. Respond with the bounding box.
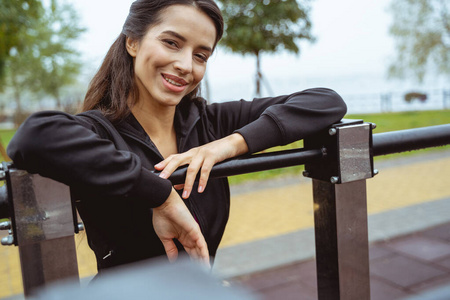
[126,37,138,57]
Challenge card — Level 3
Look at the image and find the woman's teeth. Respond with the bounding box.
[164,76,183,87]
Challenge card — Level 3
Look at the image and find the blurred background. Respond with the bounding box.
[0,0,449,299]
[0,0,449,130]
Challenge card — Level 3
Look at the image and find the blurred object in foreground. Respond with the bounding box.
[30,257,258,300]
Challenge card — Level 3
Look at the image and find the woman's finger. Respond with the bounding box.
[157,155,188,179]
[185,246,199,261]
[153,188,210,265]
[183,235,210,268]
[197,239,210,267]
[173,184,184,190]
[197,158,215,193]
[154,154,175,170]
[160,238,179,263]
[182,155,204,198]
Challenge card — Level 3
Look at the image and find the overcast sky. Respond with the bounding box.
[72,0,437,103]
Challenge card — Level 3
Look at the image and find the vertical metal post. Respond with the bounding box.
[6,169,79,296]
[313,179,370,299]
[305,120,375,300]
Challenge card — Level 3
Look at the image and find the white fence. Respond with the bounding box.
[343,89,450,114]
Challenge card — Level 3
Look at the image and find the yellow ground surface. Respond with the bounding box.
[221,156,450,246]
[1,154,449,298]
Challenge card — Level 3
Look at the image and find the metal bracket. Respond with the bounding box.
[304,119,375,184]
[0,167,80,294]
[8,170,74,245]
[0,162,17,246]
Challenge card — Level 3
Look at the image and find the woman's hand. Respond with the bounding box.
[155,133,248,199]
[152,188,210,267]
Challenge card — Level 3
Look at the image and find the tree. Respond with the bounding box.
[217,0,314,97]
[1,1,44,125]
[2,0,85,126]
[388,0,450,82]
[4,44,41,126]
[33,0,86,109]
[0,0,43,83]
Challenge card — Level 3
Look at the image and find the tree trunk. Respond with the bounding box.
[12,76,23,128]
[255,51,262,98]
[56,96,61,111]
[14,90,23,128]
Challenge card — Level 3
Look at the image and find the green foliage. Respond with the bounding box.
[1,0,85,126]
[218,0,314,55]
[388,0,450,82]
[0,0,43,82]
[216,0,314,96]
[32,0,86,107]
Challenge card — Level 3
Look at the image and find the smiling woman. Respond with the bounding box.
[125,5,215,138]
[6,0,346,278]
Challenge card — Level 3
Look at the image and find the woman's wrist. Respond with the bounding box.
[227,133,249,157]
[155,188,178,211]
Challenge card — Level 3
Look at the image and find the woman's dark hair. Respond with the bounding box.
[82,0,223,122]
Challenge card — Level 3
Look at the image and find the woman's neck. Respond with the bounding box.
[131,101,178,158]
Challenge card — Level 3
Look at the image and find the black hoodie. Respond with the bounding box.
[7,88,346,271]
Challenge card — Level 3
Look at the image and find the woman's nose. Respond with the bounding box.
[174,51,193,74]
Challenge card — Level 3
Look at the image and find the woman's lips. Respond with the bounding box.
[161,74,188,93]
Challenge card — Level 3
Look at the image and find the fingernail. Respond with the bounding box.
[159,172,167,179]
[198,185,204,193]
[182,190,189,198]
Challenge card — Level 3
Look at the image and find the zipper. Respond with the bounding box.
[103,250,114,260]
[120,131,165,162]
[178,116,200,152]
[188,197,206,234]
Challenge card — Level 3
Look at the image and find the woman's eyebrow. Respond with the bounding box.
[161,30,212,53]
[162,30,186,42]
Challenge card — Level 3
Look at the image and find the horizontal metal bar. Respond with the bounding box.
[1,124,448,209]
[168,148,324,185]
[373,124,450,156]
[168,124,450,183]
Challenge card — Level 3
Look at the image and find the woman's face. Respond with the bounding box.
[126,5,216,109]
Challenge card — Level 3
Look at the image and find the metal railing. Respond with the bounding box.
[1,119,450,299]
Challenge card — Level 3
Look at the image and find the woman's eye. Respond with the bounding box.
[163,40,178,48]
[195,54,208,63]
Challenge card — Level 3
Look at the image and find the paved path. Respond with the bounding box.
[230,222,450,300]
[1,150,450,299]
[219,150,450,248]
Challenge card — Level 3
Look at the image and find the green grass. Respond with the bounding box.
[1,110,449,184]
[0,129,15,161]
[348,110,450,132]
[228,110,450,185]
[0,130,16,143]
[348,110,450,162]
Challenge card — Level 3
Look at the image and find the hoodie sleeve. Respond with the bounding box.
[7,111,172,208]
[206,88,347,154]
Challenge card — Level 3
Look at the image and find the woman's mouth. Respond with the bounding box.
[164,76,183,86]
[161,74,189,93]
[162,74,187,86]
